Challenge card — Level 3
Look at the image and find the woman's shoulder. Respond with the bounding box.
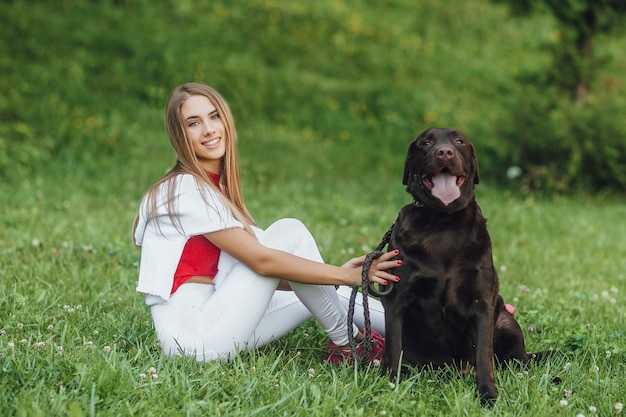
[157,173,211,194]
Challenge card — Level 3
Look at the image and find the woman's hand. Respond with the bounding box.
[342,250,402,287]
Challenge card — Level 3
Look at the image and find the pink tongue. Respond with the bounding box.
[432,173,460,206]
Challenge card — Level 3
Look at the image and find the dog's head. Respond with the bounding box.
[402,127,479,212]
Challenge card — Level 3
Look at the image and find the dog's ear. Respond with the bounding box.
[402,139,417,185]
[471,143,480,184]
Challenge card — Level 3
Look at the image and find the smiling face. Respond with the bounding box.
[402,128,479,212]
[180,95,226,173]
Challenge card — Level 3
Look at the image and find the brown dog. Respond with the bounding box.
[380,127,534,405]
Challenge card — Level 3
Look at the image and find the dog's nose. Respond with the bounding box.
[436,146,455,160]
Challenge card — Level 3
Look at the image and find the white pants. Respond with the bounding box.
[150,218,385,362]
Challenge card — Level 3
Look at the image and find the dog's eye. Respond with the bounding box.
[421,140,432,147]
[455,138,464,145]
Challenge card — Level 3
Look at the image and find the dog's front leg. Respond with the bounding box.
[383,306,404,380]
[473,298,498,405]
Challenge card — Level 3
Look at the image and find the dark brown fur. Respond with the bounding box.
[381,128,531,405]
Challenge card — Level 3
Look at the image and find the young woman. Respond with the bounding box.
[133,82,400,364]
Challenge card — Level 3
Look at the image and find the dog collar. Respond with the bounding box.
[412,199,424,208]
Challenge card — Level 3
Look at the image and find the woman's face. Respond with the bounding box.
[180,95,226,173]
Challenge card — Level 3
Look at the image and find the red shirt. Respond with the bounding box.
[171,172,222,294]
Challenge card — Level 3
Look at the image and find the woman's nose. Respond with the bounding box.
[204,124,216,135]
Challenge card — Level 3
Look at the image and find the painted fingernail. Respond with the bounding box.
[397,260,403,265]
[383,280,388,285]
[396,276,401,281]
[394,249,400,254]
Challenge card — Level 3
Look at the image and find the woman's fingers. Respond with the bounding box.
[368,249,401,284]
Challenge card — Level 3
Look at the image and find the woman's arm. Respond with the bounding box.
[205,228,400,287]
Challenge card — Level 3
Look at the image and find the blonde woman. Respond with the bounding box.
[133,83,400,363]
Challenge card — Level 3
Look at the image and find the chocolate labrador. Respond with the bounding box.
[380,127,535,405]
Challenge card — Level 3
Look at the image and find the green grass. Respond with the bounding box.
[1,137,625,416]
[1,0,625,415]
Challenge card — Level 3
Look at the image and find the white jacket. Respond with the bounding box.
[134,174,243,305]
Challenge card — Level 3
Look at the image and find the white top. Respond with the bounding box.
[134,174,243,305]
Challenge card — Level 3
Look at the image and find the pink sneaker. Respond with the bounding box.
[324,330,384,366]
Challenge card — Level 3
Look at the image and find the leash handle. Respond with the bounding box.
[346,222,396,366]
[367,222,396,297]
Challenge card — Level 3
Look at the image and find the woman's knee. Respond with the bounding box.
[266,218,307,234]
[260,218,313,248]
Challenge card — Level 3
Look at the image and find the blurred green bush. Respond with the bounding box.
[1,0,625,192]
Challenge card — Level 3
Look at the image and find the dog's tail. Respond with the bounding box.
[528,350,563,385]
[528,350,554,363]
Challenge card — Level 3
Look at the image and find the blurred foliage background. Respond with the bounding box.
[1,0,625,194]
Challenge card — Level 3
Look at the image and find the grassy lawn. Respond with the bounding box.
[1,135,624,415]
[1,0,625,415]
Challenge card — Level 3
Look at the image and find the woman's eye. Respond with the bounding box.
[188,121,199,127]
[210,114,220,120]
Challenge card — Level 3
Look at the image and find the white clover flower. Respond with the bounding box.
[588,406,597,413]
[615,403,624,413]
[148,367,157,375]
[57,346,63,354]
[372,359,381,367]
[388,382,396,389]
[7,342,14,348]
[31,238,41,247]
[139,373,147,380]
[103,346,111,352]
[560,399,569,407]
[0,329,6,336]
[16,323,24,330]
[308,368,315,377]
[506,166,522,179]
[48,325,54,332]
[151,373,159,381]
[564,389,572,397]
[20,339,27,345]
[35,342,45,349]
[606,351,612,359]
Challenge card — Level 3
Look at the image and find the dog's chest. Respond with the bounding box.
[394,212,487,266]
[389,206,493,305]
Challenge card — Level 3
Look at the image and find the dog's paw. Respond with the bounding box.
[478,385,498,407]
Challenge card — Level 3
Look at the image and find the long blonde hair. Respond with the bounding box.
[133,83,256,240]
